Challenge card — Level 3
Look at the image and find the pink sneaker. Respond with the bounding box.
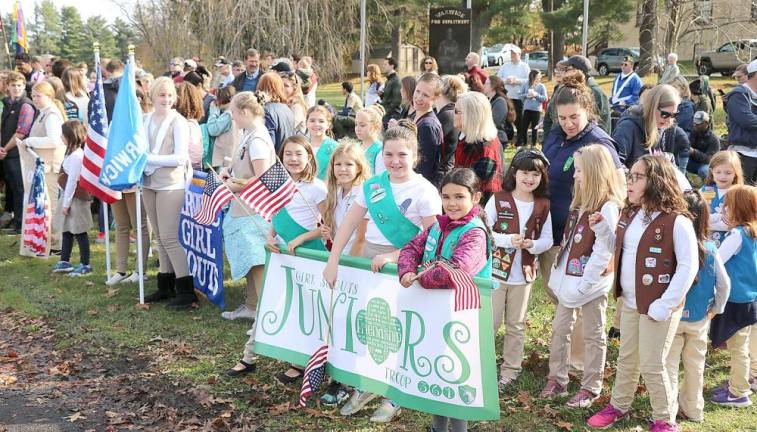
[539,378,568,399]
[566,389,599,408]
[587,404,627,429]
[649,420,678,432]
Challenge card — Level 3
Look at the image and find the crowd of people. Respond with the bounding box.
[0,45,756,432]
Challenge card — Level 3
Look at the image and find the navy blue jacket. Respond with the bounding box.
[264,102,295,153]
[543,122,622,246]
[726,85,757,149]
[677,98,695,135]
[612,106,648,168]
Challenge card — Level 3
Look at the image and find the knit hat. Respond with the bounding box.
[689,79,702,95]
[564,55,593,75]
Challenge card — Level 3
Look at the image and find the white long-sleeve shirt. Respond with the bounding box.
[618,211,698,321]
[61,149,83,208]
[484,195,553,285]
[718,227,744,264]
[23,110,64,149]
[710,251,731,316]
[144,112,189,170]
[549,202,620,308]
[496,61,531,101]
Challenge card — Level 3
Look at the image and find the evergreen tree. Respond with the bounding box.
[85,16,117,61]
[59,6,88,63]
[112,18,137,61]
[30,0,62,55]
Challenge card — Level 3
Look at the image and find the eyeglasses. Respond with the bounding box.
[424,61,433,65]
[658,108,679,119]
[626,172,647,184]
[170,63,180,67]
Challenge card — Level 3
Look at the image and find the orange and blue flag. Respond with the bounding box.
[12,1,28,55]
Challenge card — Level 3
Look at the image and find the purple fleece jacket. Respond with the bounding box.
[398,207,488,289]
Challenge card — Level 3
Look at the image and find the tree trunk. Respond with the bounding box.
[663,0,681,55]
[391,15,402,73]
[638,0,657,77]
[470,6,493,53]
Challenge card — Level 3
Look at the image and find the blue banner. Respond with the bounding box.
[179,171,225,309]
[99,61,148,190]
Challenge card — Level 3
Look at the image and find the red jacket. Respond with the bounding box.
[454,137,504,195]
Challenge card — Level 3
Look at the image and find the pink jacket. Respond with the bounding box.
[398,207,488,289]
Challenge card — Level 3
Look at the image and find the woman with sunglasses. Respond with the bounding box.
[612,84,682,170]
[418,56,438,78]
[541,72,624,378]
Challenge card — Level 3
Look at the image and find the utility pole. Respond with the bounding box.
[581,0,589,56]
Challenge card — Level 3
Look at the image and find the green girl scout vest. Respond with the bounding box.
[363,172,421,248]
[364,140,382,174]
[422,217,492,279]
[315,138,339,180]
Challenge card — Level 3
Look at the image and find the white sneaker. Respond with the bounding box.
[123,272,147,284]
[369,399,401,423]
[105,272,129,286]
[340,390,378,416]
[220,304,257,321]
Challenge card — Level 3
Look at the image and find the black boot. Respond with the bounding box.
[144,272,175,303]
[166,276,198,310]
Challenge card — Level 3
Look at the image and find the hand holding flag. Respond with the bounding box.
[193,170,233,225]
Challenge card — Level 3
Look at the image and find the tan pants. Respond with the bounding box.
[548,294,608,394]
[539,245,584,375]
[46,173,62,250]
[610,304,681,423]
[665,318,709,421]
[750,324,757,379]
[142,188,189,277]
[492,282,533,380]
[111,192,149,274]
[726,326,752,398]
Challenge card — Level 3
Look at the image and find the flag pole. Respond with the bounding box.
[94,42,113,283]
[0,4,13,69]
[128,43,145,305]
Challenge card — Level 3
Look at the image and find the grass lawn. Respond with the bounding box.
[1,229,755,431]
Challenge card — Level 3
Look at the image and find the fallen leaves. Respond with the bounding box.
[516,390,533,411]
[134,303,150,311]
[66,411,86,422]
[0,373,18,386]
[268,401,295,416]
[556,420,573,431]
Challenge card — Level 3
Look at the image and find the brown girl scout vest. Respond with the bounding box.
[491,190,550,283]
[612,207,679,315]
[554,206,613,277]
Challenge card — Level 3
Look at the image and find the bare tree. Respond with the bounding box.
[637,0,657,76]
[122,0,360,80]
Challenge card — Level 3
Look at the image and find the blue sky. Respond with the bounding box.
[16,0,134,23]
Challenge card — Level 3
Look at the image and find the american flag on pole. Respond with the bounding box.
[22,158,50,256]
[79,53,122,203]
[299,344,328,406]
[238,161,297,221]
[193,171,233,225]
[437,260,481,311]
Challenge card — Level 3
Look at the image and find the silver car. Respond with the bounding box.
[524,51,548,72]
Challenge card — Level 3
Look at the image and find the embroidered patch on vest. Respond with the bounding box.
[644,257,656,268]
[642,274,654,285]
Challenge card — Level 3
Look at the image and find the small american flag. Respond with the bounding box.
[299,344,328,407]
[437,260,480,311]
[238,161,297,221]
[22,158,50,256]
[79,52,121,203]
[193,171,233,225]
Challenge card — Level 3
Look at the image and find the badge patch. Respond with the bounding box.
[568,258,582,275]
[649,246,662,254]
[658,274,671,284]
[369,188,386,203]
[573,233,583,244]
[642,274,654,286]
[644,257,656,268]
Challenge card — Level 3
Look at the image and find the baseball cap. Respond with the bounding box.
[270,60,293,73]
[693,111,710,124]
[747,59,757,74]
[564,55,593,75]
[214,56,229,67]
[623,56,634,64]
[184,59,197,69]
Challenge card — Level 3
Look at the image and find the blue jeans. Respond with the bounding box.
[686,159,709,181]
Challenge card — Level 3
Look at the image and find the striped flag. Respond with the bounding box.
[238,161,297,221]
[22,158,50,256]
[80,53,122,203]
[193,171,233,225]
[437,260,480,311]
[299,344,328,407]
[11,1,28,55]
